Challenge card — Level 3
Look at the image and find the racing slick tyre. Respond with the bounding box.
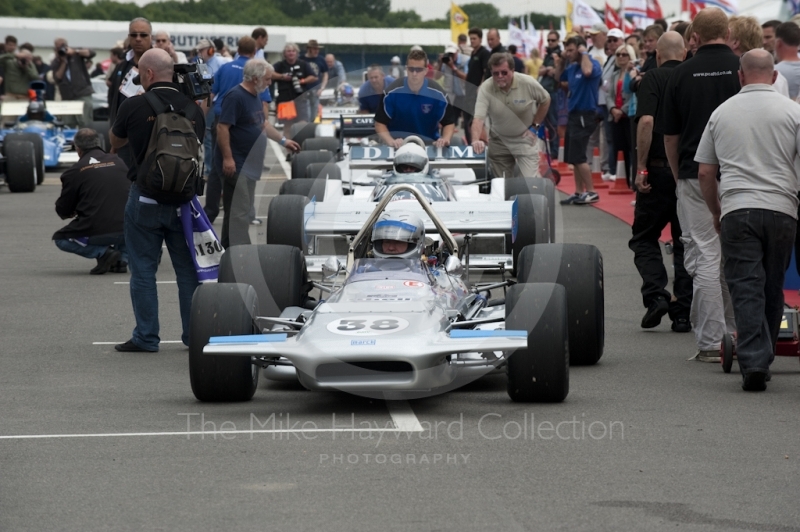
[88,120,111,151]
[291,150,334,180]
[279,178,326,202]
[722,334,734,374]
[303,137,339,154]
[3,137,37,193]
[505,177,556,243]
[305,162,341,180]
[218,244,308,318]
[511,194,549,276]
[266,194,309,251]
[505,282,569,402]
[189,283,260,402]
[290,121,316,147]
[10,133,45,184]
[517,243,604,366]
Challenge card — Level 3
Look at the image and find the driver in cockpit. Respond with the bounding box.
[393,142,429,175]
[19,100,55,123]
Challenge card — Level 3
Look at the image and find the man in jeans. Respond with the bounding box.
[109,48,205,353]
[697,49,800,392]
[540,31,562,158]
[555,36,602,205]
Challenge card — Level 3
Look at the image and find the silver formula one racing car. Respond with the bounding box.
[189,185,604,403]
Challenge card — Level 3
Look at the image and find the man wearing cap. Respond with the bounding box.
[600,28,625,178]
[438,43,469,118]
[301,40,329,122]
[196,39,224,75]
[470,52,550,178]
[358,64,394,114]
[389,56,404,79]
[587,23,609,65]
[585,23,609,176]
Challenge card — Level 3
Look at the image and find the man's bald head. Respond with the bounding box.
[739,48,776,86]
[656,31,687,65]
[139,48,174,89]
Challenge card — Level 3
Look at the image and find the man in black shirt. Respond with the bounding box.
[540,31,562,157]
[109,48,206,353]
[271,43,317,131]
[657,7,740,362]
[484,28,506,79]
[629,31,691,334]
[463,27,491,144]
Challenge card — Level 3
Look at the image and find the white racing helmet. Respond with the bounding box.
[371,211,426,260]
[393,141,429,175]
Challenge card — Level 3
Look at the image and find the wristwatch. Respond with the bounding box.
[280,136,287,146]
[532,123,540,130]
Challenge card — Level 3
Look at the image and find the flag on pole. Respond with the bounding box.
[695,0,737,14]
[450,2,469,44]
[572,0,605,28]
[622,0,648,18]
[566,1,574,32]
[605,3,621,29]
[646,0,664,18]
[622,17,636,34]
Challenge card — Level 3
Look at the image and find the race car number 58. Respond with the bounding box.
[326,315,410,336]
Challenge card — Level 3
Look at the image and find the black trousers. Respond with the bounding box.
[611,116,632,187]
[204,117,222,223]
[628,165,692,320]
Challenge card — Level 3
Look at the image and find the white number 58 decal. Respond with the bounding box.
[326,315,410,336]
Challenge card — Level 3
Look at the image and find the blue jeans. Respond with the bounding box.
[721,209,796,376]
[544,92,559,157]
[54,234,127,261]
[124,184,199,350]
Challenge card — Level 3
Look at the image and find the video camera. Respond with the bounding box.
[173,61,214,101]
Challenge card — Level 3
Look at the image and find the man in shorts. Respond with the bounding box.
[555,36,602,204]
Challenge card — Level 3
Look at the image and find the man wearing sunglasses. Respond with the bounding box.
[539,31,563,158]
[375,48,456,149]
[108,17,153,169]
[470,53,550,179]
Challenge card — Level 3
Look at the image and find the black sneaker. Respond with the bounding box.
[114,339,154,352]
[742,371,768,392]
[641,297,669,329]
[110,261,128,274]
[560,192,582,205]
[671,317,692,333]
[90,249,122,275]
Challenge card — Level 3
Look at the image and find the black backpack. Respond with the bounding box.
[136,90,201,205]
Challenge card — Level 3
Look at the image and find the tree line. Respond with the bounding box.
[0,0,560,31]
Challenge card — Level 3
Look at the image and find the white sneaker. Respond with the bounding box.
[601,172,613,181]
[687,350,721,363]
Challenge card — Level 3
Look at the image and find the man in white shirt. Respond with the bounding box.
[696,49,800,392]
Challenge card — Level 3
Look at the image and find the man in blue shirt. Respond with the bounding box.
[556,36,602,204]
[203,36,272,223]
[216,59,300,248]
[375,48,456,148]
[358,65,394,113]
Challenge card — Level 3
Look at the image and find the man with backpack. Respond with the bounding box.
[109,48,206,353]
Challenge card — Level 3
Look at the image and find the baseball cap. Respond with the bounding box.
[196,39,213,50]
[588,23,609,34]
[391,56,401,63]
[607,28,625,39]
[444,44,458,54]
[307,39,322,49]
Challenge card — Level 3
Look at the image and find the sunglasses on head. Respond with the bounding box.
[407,66,426,73]
[491,70,510,77]
[129,32,150,39]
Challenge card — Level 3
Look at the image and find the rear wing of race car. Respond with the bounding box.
[302,197,516,272]
[348,144,486,171]
[0,101,86,119]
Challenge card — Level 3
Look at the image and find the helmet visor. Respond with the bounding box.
[372,219,419,243]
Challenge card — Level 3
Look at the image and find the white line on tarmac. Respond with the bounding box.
[0,427,421,440]
[113,281,177,285]
[254,194,276,198]
[92,341,184,345]
[268,138,292,178]
[386,401,424,432]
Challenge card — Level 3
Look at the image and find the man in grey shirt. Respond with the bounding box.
[696,49,800,392]
[774,22,800,99]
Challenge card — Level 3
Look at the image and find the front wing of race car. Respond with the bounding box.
[301,197,517,271]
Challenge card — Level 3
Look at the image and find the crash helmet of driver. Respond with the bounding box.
[340,83,354,98]
[371,211,426,260]
[393,142,429,175]
[27,100,45,121]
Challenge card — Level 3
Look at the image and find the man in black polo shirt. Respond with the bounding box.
[463,27,491,144]
[629,31,692,334]
[109,48,206,353]
[657,7,740,362]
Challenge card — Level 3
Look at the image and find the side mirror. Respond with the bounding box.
[444,256,463,276]
[322,257,342,280]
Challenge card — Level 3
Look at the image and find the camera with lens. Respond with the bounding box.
[441,52,453,64]
[173,61,214,101]
[292,74,303,94]
[57,45,69,57]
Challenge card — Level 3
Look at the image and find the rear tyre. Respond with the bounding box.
[506,283,569,402]
[303,137,339,154]
[291,150,334,180]
[189,283,260,402]
[266,194,309,251]
[290,121,316,147]
[218,244,308,318]
[305,161,341,180]
[511,194,549,275]
[11,133,45,184]
[88,120,111,151]
[505,177,556,243]
[4,138,37,193]
[517,243,604,366]
[279,179,326,201]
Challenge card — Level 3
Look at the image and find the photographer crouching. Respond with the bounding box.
[51,38,95,127]
[109,48,205,353]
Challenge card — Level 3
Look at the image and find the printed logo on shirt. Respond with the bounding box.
[421,103,433,114]
[513,99,527,104]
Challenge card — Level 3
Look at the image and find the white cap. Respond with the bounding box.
[445,44,458,54]
[607,28,625,39]
[391,55,401,63]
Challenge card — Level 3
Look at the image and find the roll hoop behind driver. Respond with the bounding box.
[374,48,458,149]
